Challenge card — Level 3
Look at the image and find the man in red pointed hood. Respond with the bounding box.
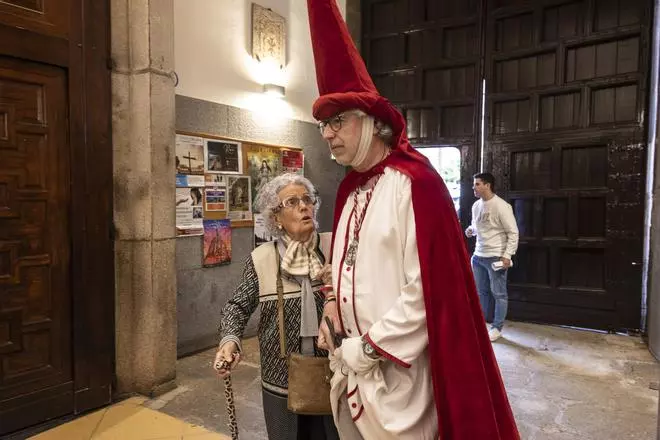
[309,1,520,439]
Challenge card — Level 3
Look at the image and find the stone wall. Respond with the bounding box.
[175,95,344,357]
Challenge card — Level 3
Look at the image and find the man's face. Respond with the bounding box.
[319,111,364,166]
[473,178,489,198]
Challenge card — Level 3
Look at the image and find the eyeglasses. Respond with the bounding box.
[318,114,346,134]
[318,111,365,134]
[275,194,317,211]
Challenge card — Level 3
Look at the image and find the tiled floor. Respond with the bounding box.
[28,397,230,440]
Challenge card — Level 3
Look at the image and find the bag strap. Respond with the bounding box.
[274,241,286,359]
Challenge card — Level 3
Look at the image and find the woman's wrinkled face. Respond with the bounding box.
[274,184,316,241]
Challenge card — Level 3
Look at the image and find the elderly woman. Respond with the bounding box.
[214,173,339,440]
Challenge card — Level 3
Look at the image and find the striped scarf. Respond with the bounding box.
[280,232,323,281]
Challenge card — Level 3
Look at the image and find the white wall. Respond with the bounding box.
[174,0,346,123]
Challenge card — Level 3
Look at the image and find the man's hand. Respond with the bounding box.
[500,257,512,269]
[465,226,475,238]
[318,300,341,351]
[213,341,241,378]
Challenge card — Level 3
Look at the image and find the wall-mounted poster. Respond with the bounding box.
[203,219,232,267]
[176,187,204,236]
[227,176,252,222]
[247,146,281,212]
[282,149,304,175]
[253,213,273,248]
[175,135,205,175]
[204,173,227,212]
[176,174,204,187]
[206,140,242,174]
[205,173,227,187]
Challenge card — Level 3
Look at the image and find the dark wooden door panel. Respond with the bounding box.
[362,0,483,230]
[0,56,73,433]
[484,0,649,330]
[0,0,70,38]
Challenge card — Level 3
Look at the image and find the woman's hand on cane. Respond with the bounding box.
[214,341,241,378]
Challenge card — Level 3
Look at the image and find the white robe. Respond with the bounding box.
[330,168,438,439]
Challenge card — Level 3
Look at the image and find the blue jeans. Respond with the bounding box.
[471,255,508,331]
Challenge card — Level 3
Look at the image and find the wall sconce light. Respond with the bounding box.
[263,83,285,98]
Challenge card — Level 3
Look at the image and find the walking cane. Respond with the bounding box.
[215,356,239,440]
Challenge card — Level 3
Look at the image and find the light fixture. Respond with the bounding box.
[263,83,285,98]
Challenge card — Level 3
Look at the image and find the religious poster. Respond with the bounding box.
[176,187,204,236]
[253,213,273,248]
[176,174,204,188]
[206,140,242,174]
[247,146,281,212]
[282,149,304,175]
[227,176,252,222]
[203,219,232,267]
[175,135,205,175]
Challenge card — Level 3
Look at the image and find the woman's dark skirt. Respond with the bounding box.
[262,387,339,440]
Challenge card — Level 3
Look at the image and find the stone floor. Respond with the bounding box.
[148,322,659,440]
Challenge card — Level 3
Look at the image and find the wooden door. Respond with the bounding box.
[0,0,113,435]
[361,0,484,230]
[484,0,650,330]
[0,57,73,433]
[363,0,650,330]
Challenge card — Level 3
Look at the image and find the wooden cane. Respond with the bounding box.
[215,356,239,440]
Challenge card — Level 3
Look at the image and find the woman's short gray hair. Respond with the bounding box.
[351,109,394,146]
[254,173,320,238]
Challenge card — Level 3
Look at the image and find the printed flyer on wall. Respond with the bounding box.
[175,134,205,175]
[203,219,232,267]
[175,187,203,236]
[281,149,304,175]
[247,146,281,212]
[227,176,252,222]
[253,213,273,248]
[205,139,242,174]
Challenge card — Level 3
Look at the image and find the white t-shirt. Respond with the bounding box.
[470,195,519,259]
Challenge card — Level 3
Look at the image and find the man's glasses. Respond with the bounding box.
[318,114,346,134]
[318,110,365,135]
[275,194,317,211]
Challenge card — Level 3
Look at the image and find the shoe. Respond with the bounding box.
[488,327,502,342]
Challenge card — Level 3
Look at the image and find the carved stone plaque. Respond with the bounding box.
[251,3,286,68]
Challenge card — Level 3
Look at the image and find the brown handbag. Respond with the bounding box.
[274,242,333,415]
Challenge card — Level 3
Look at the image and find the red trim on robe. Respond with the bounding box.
[352,405,364,422]
[350,259,363,335]
[347,386,358,398]
[364,333,411,369]
[335,208,355,336]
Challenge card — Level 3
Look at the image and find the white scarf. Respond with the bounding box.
[349,115,375,169]
[279,232,323,344]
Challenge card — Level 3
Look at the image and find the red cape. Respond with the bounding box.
[330,146,520,439]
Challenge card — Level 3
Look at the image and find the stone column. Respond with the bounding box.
[110,0,177,396]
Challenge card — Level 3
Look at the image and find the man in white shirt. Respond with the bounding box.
[466,172,519,342]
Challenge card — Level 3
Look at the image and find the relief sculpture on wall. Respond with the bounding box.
[251,3,286,68]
